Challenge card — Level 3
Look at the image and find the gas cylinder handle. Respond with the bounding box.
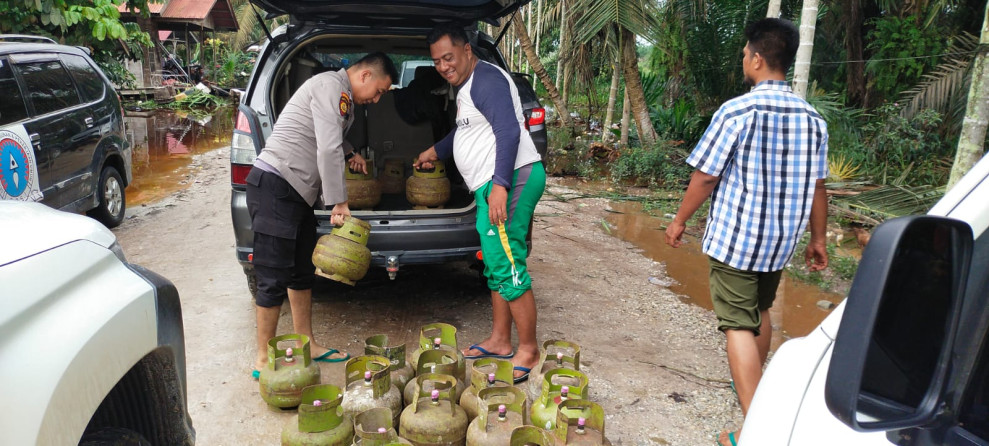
[469,358,514,390]
[415,349,458,376]
[477,386,527,433]
[267,333,312,369]
[344,355,392,397]
[541,339,581,370]
[509,425,557,446]
[410,373,458,415]
[298,384,345,433]
[554,399,607,442]
[417,322,458,351]
[539,368,589,406]
[364,334,408,372]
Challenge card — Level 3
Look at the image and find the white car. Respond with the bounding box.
[0,202,194,445]
[740,153,989,445]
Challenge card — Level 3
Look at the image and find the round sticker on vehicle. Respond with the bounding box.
[0,126,44,202]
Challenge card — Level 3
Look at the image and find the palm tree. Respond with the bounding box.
[949,2,989,188]
[792,0,820,99]
[571,0,663,146]
[602,60,620,142]
[512,17,574,128]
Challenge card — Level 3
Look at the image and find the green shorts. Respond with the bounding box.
[475,162,546,301]
[708,257,783,335]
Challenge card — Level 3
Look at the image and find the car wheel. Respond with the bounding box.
[79,427,151,446]
[87,166,126,228]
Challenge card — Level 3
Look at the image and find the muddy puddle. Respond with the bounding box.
[603,200,844,351]
[123,107,234,206]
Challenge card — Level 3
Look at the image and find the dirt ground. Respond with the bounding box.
[112,146,740,445]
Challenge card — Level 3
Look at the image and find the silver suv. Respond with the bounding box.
[230,1,546,294]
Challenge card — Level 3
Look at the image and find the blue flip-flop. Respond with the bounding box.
[714,431,738,446]
[251,369,260,380]
[464,344,515,359]
[313,348,350,363]
[513,366,531,384]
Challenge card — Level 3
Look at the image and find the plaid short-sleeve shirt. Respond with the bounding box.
[687,80,829,272]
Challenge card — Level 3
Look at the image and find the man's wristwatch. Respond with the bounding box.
[345,151,356,161]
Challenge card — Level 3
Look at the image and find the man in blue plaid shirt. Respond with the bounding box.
[665,18,829,446]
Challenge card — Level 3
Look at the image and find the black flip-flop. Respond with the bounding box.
[513,366,531,384]
[464,344,515,359]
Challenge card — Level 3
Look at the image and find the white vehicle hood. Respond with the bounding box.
[0,202,116,266]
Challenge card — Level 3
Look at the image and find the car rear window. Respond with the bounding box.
[0,58,29,126]
[60,54,105,103]
[14,60,81,115]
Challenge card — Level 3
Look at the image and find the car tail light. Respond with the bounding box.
[231,110,258,186]
[236,110,251,134]
[528,108,545,128]
[231,164,252,185]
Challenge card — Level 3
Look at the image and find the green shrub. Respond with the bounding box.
[609,141,693,187]
[862,104,949,185]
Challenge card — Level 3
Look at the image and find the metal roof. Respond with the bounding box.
[118,0,238,31]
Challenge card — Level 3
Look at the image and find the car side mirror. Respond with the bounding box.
[826,215,973,432]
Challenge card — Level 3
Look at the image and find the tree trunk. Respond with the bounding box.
[843,0,866,106]
[535,0,542,58]
[555,0,566,90]
[792,0,819,99]
[562,68,570,106]
[948,2,989,189]
[767,0,782,17]
[526,3,533,75]
[620,27,658,146]
[512,17,573,128]
[620,88,631,147]
[603,62,620,142]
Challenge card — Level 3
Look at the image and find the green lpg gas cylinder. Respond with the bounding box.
[406,160,450,208]
[345,161,382,209]
[380,158,406,194]
[260,334,321,409]
[282,384,355,446]
[405,350,465,405]
[365,335,415,392]
[465,386,527,446]
[312,216,371,286]
[399,375,468,446]
[526,340,581,403]
[459,358,513,420]
[509,426,561,446]
[529,369,589,430]
[409,323,465,382]
[341,356,404,429]
[552,400,611,446]
[352,408,413,446]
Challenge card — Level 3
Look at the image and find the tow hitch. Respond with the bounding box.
[386,256,399,280]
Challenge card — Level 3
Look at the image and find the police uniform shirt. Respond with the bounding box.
[257,69,355,207]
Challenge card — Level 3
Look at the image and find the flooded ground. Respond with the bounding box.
[604,201,844,351]
[123,107,234,206]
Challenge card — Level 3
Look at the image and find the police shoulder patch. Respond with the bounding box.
[339,92,351,116]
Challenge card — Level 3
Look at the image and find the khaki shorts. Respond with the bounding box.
[708,257,783,335]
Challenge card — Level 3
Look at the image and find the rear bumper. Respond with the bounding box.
[232,187,481,268]
[530,126,548,158]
